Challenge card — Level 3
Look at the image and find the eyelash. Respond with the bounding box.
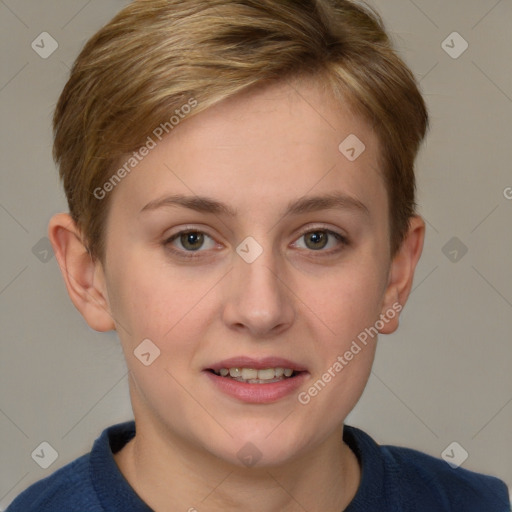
[163,227,349,259]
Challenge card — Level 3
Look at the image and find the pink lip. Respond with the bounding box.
[204,370,309,404]
[206,356,308,372]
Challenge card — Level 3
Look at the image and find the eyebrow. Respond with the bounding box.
[140,192,369,217]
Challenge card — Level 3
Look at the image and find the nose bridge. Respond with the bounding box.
[223,242,294,335]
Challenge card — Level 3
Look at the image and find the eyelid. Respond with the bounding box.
[162,224,349,259]
[164,225,216,242]
[163,226,221,257]
[294,224,349,243]
[290,225,349,255]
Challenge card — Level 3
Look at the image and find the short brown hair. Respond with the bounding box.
[53,0,429,260]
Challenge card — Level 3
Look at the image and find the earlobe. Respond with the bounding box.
[48,213,116,332]
[379,215,425,334]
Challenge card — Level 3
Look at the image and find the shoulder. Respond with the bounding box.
[344,425,510,512]
[6,421,138,512]
[382,443,510,510]
[5,453,103,512]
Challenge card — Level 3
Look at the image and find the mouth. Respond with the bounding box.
[206,367,305,384]
[203,356,309,403]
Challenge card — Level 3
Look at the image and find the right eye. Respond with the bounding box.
[164,230,217,254]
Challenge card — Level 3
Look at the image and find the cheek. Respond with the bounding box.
[107,251,189,332]
[294,267,384,426]
[105,251,224,374]
[107,258,209,409]
[304,257,387,342]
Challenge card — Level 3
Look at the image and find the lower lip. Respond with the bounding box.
[204,371,309,403]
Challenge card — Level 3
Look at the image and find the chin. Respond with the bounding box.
[204,424,312,469]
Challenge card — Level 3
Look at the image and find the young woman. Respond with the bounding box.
[7,1,509,510]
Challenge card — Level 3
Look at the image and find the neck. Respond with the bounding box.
[114,416,360,512]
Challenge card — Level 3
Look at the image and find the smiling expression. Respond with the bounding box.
[98,76,399,466]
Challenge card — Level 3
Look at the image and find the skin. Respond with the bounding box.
[49,76,424,511]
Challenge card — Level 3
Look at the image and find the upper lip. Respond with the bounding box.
[206,356,308,372]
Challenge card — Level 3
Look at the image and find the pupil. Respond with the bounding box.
[306,231,327,250]
[182,232,203,250]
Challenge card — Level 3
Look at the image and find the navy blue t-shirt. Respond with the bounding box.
[6,421,510,511]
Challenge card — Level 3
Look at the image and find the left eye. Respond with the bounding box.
[166,231,217,252]
[293,230,345,251]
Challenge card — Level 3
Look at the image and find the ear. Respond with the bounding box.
[378,215,425,334]
[48,213,115,332]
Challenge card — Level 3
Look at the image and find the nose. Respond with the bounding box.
[221,248,295,339]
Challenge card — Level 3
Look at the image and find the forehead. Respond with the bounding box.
[109,76,386,223]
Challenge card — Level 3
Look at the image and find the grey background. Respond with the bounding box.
[1,0,511,508]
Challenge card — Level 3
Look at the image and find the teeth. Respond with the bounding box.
[257,368,276,380]
[215,367,296,381]
[229,368,242,377]
[241,368,258,380]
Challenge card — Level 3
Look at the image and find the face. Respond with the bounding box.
[100,77,395,467]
